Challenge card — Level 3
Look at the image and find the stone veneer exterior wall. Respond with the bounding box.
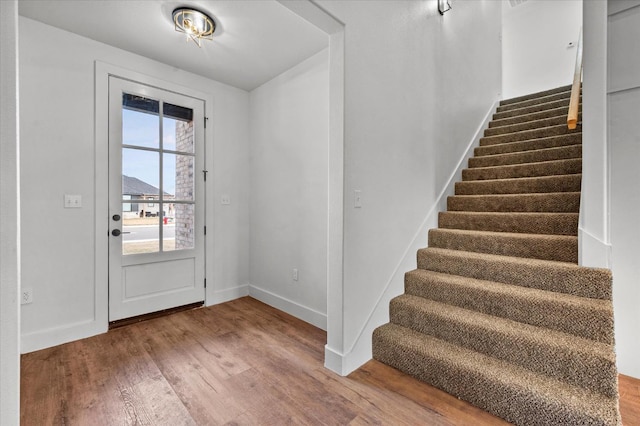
[174,120,195,249]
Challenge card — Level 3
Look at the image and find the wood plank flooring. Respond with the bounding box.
[20,297,640,425]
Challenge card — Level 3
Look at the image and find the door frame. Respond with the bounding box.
[95,61,213,330]
[107,76,206,322]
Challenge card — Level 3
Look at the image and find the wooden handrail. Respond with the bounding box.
[567,28,583,130]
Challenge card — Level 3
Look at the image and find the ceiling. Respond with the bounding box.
[18,0,329,91]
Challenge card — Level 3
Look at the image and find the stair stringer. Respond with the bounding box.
[333,100,500,376]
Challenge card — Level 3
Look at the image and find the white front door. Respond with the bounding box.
[108,77,206,322]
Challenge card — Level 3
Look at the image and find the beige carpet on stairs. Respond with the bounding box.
[372,84,621,426]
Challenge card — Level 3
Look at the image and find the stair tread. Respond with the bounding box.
[500,84,572,105]
[457,173,581,186]
[391,293,616,394]
[417,247,612,300]
[464,158,582,175]
[439,211,578,236]
[430,227,577,242]
[489,105,578,128]
[475,133,582,156]
[470,145,582,169]
[450,191,580,197]
[448,192,581,214]
[428,228,577,263]
[480,124,580,146]
[404,268,612,344]
[484,114,578,136]
[440,211,578,218]
[392,294,612,357]
[471,144,582,163]
[373,323,620,425]
[493,98,578,120]
[497,91,573,112]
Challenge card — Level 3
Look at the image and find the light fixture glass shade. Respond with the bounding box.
[172,8,216,47]
[438,0,452,15]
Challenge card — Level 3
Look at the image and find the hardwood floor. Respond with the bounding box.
[21,297,640,425]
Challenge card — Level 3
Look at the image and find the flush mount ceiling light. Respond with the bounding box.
[438,0,452,15]
[172,7,216,47]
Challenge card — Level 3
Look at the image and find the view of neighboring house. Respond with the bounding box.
[122,175,174,219]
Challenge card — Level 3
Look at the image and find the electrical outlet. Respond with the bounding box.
[21,288,33,305]
[292,268,299,281]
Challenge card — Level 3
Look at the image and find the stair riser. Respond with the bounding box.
[417,248,612,299]
[389,296,617,396]
[480,125,581,147]
[462,159,582,181]
[497,91,572,112]
[373,327,619,426]
[489,105,580,128]
[500,85,572,106]
[447,193,580,213]
[438,212,578,235]
[405,271,614,344]
[474,134,582,157]
[455,175,581,196]
[428,229,578,263]
[493,98,578,120]
[469,145,581,168]
[484,114,581,137]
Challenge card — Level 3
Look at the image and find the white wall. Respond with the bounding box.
[19,17,251,352]
[0,1,21,423]
[248,49,329,329]
[607,0,640,379]
[581,0,610,269]
[315,0,502,374]
[502,0,583,99]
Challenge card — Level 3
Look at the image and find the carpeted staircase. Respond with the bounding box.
[373,85,621,425]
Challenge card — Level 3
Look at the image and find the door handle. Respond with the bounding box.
[112,229,121,236]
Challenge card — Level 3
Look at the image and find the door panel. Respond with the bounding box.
[108,77,205,322]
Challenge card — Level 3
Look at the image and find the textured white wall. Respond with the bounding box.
[0,1,21,423]
[607,1,640,379]
[315,0,502,373]
[502,0,583,99]
[249,49,329,329]
[19,17,251,352]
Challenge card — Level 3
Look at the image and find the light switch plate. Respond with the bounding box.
[64,194,82,208]
[354,190,362,208]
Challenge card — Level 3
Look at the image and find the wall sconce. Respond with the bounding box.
[172,7,216,47]
[439,0,452,15]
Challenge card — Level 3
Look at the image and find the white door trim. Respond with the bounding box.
[95,61,213,329]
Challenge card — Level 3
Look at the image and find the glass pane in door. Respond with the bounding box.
[167,203,195,251]
[164,153,194,201]
[122,215,160,255]
[122,136,160,255]
[122,94,159,149]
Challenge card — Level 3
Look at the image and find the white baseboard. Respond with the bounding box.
[331,100,500,376]
[249,284,327,331]
[207,284,249,306]
[22,283,250,353]
[21,318,107,354]
[324,345,347,375]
